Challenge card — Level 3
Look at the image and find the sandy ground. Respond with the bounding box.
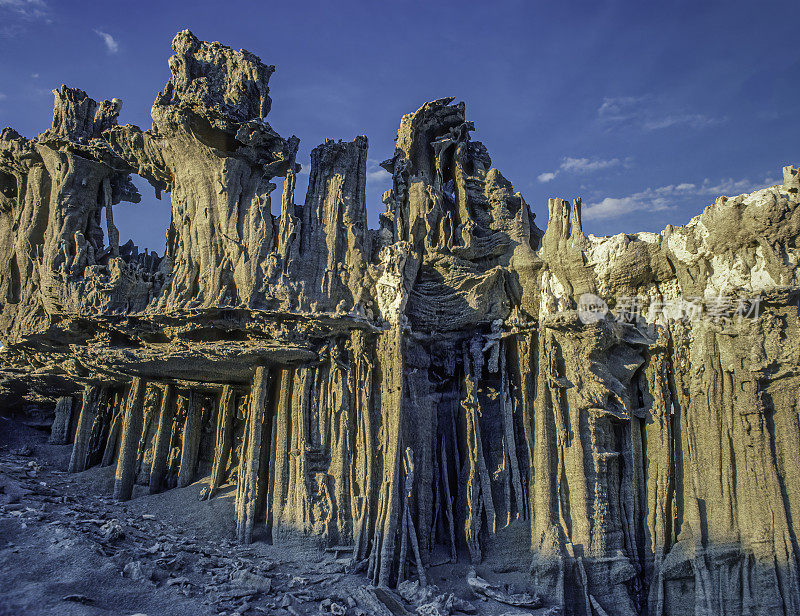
[0,417,544,616]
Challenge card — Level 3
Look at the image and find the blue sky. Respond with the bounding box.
[1,0,798,254]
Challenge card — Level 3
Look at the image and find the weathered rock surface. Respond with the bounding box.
[1,30,799,616]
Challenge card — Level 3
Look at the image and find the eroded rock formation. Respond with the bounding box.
[1,30,799,616]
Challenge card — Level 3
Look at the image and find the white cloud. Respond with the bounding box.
[94,29,119,54]
[366,159,392,203]
[642,114,722,131]
[697,175,778,196]
[294,157,391,184]
[0,92,7,100]
[561,157,622,173]
[584,188,674,221]
[0,0,48,19]
[649,183,696,196]
[583,174,777,221]
[537,156,623,183]
[366,160,391,184]
[597,96,646,123]
[583,196,642,220]
[583,183,696,221]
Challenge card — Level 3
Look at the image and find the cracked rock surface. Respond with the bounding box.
[1,30,799,616]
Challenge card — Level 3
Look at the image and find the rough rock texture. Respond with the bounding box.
[1,31,799,616]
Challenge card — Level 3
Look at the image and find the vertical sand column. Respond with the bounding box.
[177,390,203,488]
[279,367,313,539]
[374,325,405,587]
[101,391,125,466]
[113,377,147,501]
[351,331,376,562]
[269,369,292,537]
[500,346,525,521]
[49,396,74,444]
[461,341,496,564]
[68,385,101,473]
[209,385,237,495]
[513,331,536,520]
[133,385,162,482]
[532,329,559,546]
[463,369,484,563]
[402,338,436,567]
[149,383,175,494]
[84,387,113,469]
[235,366,271,543]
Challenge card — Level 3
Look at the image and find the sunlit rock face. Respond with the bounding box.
[1,30,799,616]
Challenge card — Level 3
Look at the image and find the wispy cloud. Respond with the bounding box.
[0,0,50,37]
[598,95,724,132]
[0,92,7,101]
[697,175,778,196]
[0,0,49,19]
[0,24,24,38]
[597,96,646,123]
[537,156,623,183]
[94,29,119,54]
[642,114,723,131]
[583,174,778,221]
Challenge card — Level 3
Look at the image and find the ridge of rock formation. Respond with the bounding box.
[1,30,799,616]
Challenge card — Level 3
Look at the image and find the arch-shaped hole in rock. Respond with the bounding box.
[272,176,289,218]
[99,175,172,262]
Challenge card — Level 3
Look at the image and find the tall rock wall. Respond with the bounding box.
[1,31,798,616]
